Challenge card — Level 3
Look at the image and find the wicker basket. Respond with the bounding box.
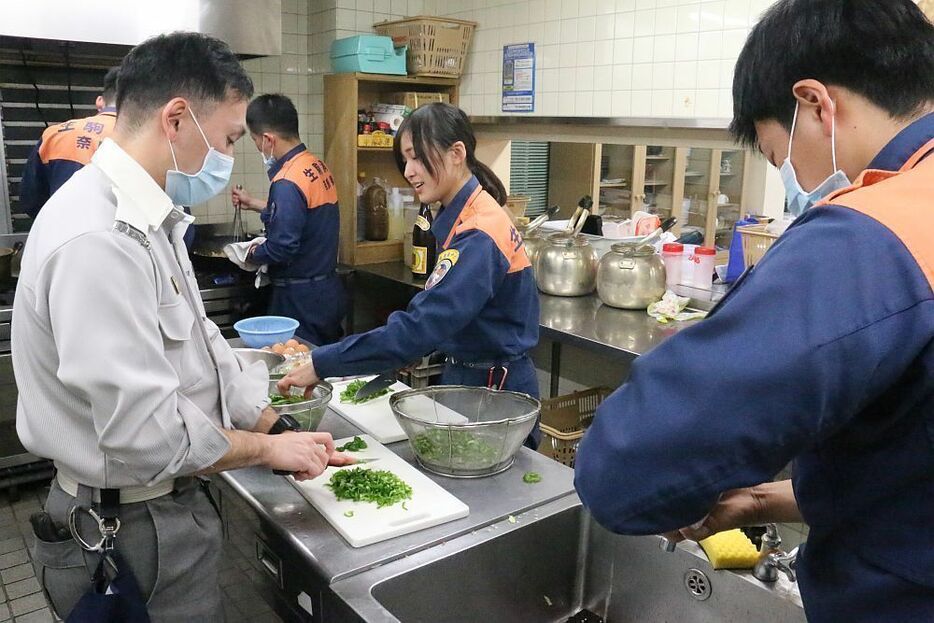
[538,388,611,468]
[737,223,779,268]
[374,16,477,78]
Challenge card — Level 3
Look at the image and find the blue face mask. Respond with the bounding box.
[260,136,276,172]
[165,108,234,206]
[780,101,851,217]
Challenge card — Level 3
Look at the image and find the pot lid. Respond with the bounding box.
[546,232,590,247]
[610,242,656,256]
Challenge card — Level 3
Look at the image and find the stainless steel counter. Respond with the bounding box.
[219,409,576,584]
[352,260,708,361]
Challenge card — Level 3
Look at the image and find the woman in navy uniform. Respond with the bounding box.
[280,103,541,446]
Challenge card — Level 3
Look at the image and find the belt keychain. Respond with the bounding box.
[67,489,120,554]
[487,365,509,390]
[65,487,152,622]
[68,488,122,587]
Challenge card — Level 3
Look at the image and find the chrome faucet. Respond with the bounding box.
[753,524,798,583]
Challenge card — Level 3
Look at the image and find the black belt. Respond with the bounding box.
[271,273,332,286]
[444,353,527,369]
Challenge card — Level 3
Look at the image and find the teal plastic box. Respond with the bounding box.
[330,35,407,75]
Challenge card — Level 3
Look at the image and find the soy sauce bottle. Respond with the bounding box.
[411,203,437,279]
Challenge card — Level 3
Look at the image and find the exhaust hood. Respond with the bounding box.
[0,0,282,57]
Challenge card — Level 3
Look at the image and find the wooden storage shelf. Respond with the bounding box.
[325,73,459,265]
[587,144,752,249]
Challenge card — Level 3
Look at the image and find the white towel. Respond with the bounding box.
[223,238,270,288]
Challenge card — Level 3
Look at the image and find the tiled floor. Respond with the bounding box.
[0,481,283,623]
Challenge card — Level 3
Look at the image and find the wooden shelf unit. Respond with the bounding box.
[324,73,459,265]
[591,144,751,247]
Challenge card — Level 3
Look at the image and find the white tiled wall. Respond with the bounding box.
[424,0,776,118]
[194,0,424,226]
[194,0,778,224]
[194,0,312,228]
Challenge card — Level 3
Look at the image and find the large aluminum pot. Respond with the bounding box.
[534,232,599,297]
[596,243,666,309]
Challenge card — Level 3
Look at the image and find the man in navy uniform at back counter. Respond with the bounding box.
[232,94,346,345]
[19,66,120,218]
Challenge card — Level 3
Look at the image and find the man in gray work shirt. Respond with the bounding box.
[12,33,348,621]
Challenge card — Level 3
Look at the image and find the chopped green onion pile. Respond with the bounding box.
[326,467,413,508]
[522,471,542,484]
[339,379,393,404]
[336,436,368,452]
[413,430,499,466]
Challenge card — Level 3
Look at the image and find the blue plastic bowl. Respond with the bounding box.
[233,316,300,348]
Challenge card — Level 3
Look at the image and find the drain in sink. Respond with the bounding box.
[684,568,712,601]
[567,609,604,623]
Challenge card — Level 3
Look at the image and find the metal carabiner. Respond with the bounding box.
[486,365,509,390]
[68,505,121,553]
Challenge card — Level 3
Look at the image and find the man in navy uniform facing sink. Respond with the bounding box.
[575,1,934,621]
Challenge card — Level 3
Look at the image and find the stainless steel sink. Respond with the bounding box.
[587,529,805,622]
[328,495,805,622]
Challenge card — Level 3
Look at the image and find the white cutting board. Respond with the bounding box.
[327,377,411,443]
[289,435,470,548]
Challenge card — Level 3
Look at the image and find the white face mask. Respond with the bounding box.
[165,107,234,207]
[779,101,851,217]
[260,136,276,171]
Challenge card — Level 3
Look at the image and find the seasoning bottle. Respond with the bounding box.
[411,203,437,279]
[356,171,367,242]
[661,242,683,288]
[363,178,388,241]
[388,187,404,241]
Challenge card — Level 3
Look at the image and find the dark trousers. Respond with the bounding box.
[268,274,347,346]
[440,354,541,449]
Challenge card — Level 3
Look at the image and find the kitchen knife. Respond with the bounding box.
[353,373,396,402]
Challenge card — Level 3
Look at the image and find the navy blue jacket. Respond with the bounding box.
[19,108,117,218]
[250,144,340,280]
[575,115,934,622]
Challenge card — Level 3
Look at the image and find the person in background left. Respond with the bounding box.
[231,94,346,346]
[18,66,120,218]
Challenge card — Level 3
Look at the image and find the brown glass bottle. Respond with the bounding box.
[411,203,437,279]
[363,179,388,241]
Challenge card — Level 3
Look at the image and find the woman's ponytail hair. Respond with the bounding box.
[393,102,508,206]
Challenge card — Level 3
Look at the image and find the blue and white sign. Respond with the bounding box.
[502,43,535,113]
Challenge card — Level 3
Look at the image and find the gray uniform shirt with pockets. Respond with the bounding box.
[13,138,269,488]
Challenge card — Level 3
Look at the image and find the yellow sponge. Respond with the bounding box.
[698,529,760,570]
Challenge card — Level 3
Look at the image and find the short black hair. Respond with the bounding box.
[245,94,300,140]
[101,66,119,105]
[731,0,934,147]
[116,31,253,128]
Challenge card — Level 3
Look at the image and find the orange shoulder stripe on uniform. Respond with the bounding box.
[273,151,338,209]
[37,112,116,165]
[822,155,934,288]
[451,188,532,274]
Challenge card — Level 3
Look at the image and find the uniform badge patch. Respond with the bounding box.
[425,249,459,289]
